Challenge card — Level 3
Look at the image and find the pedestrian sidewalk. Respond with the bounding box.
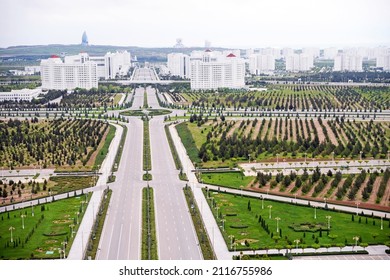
[67,123,123,259]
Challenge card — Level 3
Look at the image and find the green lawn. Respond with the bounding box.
[176,122,200,164]
[201,172,255,189]
[0,194,90,259]
[94,124,116,169]
[204,190,390,251]
[49,176,94,194]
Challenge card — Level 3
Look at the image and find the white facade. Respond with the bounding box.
[302,47,320,59]
[281,48,294,58]
[190,50,245,90]
[40,55,98,90]
[334,54,363,71]
[104,51,131,79]
[0,88,42,102]
[167,53,190,79]
[249,54,275,74]
[377,55,390,71]
[323,47,338,59]
[285,54,313,72]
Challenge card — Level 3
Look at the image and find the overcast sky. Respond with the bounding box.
[1,0,389,48]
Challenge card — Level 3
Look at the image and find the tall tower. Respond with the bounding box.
[81,31,89,46]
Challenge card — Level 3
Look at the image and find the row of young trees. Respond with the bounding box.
[254,168,389,203]
[0,118,109,168]
[194,116,389,163]
[186,85,389,111]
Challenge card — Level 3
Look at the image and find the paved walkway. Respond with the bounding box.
[240,159,390,176]
[65,123,123,259]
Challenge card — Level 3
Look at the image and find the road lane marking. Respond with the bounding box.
[117,223,123,260]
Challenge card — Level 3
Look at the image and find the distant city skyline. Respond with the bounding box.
[0,0,389,49]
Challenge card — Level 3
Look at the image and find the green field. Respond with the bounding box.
[94,124,116,169]
[120,109,171,117]
[205,190,390,251]
[0,194,90,259]
[49,176,94,194]
[201,172,255,189]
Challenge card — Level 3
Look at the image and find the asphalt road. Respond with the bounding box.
[148,86,202,260]
[96,118,144,260]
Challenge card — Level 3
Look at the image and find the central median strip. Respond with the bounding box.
[143,117,152,181]
[141,186,158,260]
[165,124,188,181]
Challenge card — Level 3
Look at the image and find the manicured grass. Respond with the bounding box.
[94,124,116,169]
[112,124,128,172]
[143,173,152,181]
[176,122,200,164]
[120,109,171,117]
[204,190,390,251]
[143,90,148,108]
[143,119,151,171]
[164,124,182,170]
[0,194,90,259]
[141,187,158,260]
[201,172,255,189]
[49,176,94,194]
[183,186,215,259]
[113,94,123,105]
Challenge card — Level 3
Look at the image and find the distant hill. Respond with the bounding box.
[0,44,228,62]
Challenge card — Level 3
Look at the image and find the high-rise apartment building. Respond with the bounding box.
[40,54,98,90]
[249,54,275,74]
[104,51,131,79]
[285,54,313,72]
[376,55,390,71]
[190,50,245,90]
[167,53,190,79]
[333,54,363,71]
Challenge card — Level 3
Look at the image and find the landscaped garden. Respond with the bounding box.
[0,118,114,171]
[204,190,390,252]
[0,194,90,259]
[179,85,390,111]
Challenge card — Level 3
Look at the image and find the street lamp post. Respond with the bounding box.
[261,196,264,209]
[275,217,281,233]
[9,226,15,242]
[355,201,360,216]
[326,215,332,230]
[229,235,234,250]
[81,201,86,213]
[268,205,272,219]
[353,236,359,252]
[75,212,79,224]
[21,214,26,229]
[31,202,34,217]
[221,219,225,231]
[381,217,383,230]
[69,224,75,238]
[314,205,317,219]
[215,206,219,219]
[294,239,300,250]
[61,241,67,258]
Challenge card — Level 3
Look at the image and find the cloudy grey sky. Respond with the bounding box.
[1,0,389,48]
